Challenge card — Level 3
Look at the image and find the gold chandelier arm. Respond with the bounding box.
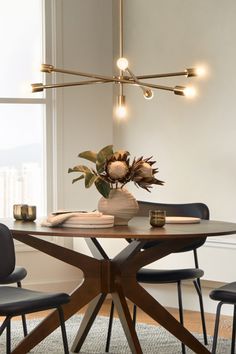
[136,72,186,80]
[132,81,188,96]
[32,78,186,96]
[31,79,113,92]
[134,80,175,92]
[41,64,119,83]
[136,68,198,80]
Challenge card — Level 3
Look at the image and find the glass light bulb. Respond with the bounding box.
[117,57,129,71]
[195,67,206,77]
[183,86,196,98]
[116,105,127,118]
[143,89,154,100]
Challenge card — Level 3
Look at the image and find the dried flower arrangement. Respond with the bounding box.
[68,145,164,198]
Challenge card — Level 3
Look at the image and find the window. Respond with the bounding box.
[0,0,46,217]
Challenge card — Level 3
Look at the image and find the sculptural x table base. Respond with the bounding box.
[11,232,211,354]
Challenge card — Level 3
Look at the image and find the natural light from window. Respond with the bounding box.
[0,0,46,217]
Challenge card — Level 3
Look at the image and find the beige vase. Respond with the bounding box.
[98,188,139,226]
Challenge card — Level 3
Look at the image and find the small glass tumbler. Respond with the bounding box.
[149,210,166,227]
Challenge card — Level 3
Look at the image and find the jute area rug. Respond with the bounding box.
[0,315,231,353]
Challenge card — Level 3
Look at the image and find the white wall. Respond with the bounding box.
[113,0,236,224]
[55,0,113,211]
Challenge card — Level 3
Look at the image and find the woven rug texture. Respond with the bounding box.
[0,315,231,353]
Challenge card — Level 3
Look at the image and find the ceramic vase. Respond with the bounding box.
[98,188,139,225]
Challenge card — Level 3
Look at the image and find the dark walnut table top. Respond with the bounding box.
[2,217,236,240]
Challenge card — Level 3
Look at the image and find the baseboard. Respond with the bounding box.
[22,278,83,294]
[141,280,234,316]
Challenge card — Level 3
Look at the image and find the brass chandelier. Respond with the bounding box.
[32,0,205,118]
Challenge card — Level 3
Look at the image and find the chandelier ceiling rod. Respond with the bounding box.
[117,0,125,113]
[119,0,124,59]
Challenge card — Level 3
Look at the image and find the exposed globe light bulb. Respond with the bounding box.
[116,105,127,118]
[117,57,129,71]
[183,86,196,98]
[143,89,154,100]
[116,95,127,118]
[195,66,206,77]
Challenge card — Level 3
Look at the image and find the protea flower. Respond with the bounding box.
[130,156,164,191]
[104,151,130,183]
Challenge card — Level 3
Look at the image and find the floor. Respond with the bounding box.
[99,299,233,340]
[9,299,233,340]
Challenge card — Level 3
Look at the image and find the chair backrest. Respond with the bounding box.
[137,201,210,251]
[0,223,16,279]
[137,201,209,219]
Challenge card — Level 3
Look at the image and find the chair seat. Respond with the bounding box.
[137,268,204,284]
[0,267,27,284]
[0,286,70,316]
[209,282,236,304]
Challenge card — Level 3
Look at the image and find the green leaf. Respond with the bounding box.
[78,150,97,163]
[68,165,91,174]
[96,160,105,174]
[85,172,97,188]
[72,175,84,184]
[97,145,113,163]
[95,177,111,198]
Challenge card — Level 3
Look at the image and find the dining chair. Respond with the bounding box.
[0,223,70,354]
[0,265,28,337]
[210,282,236,354]
[105,201,209,354]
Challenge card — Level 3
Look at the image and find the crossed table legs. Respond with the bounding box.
[12,233,210,354]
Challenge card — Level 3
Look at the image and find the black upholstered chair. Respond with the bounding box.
[106,201,209,354]
[0,223,70,354]
[210,282,236,354]
[0,265,28,337]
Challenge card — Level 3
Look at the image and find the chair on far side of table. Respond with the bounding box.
[0,223,70,354]
[210,282,236,354]
[106,201,209,354]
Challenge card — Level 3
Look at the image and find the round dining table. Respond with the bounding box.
[2,216,236,354]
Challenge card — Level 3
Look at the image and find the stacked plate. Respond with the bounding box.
[63,214,114,228]
[165,216,200,224]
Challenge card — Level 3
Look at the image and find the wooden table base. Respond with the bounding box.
[11,233,210,354]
